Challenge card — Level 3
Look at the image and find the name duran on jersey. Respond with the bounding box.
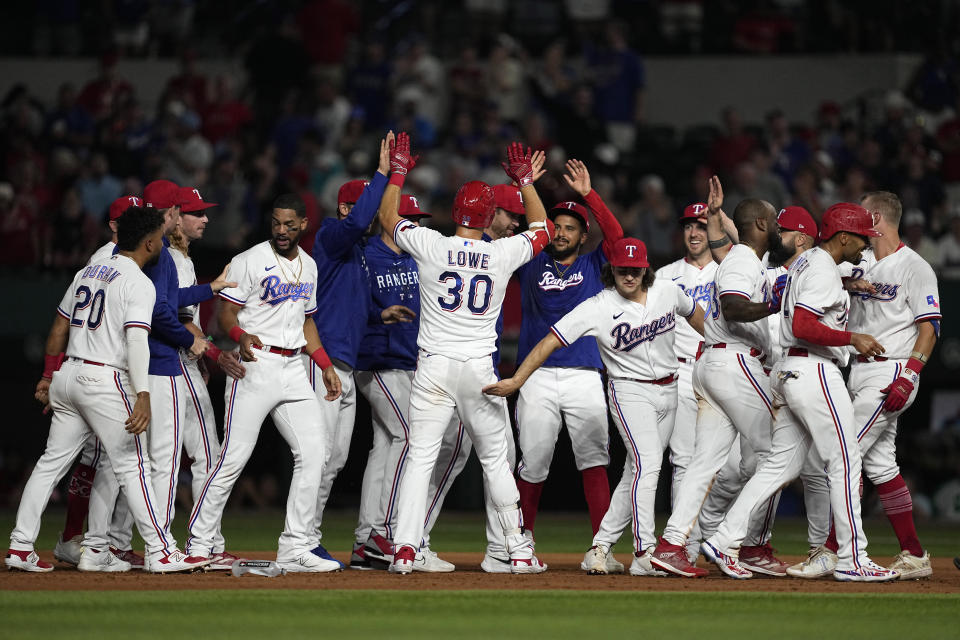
[77,263,123,284]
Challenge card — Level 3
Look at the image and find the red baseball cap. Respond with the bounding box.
[143,180,180,209]
[399,194,431,218]
[609,237,649,268]
[493,184,525,215]
[680,202,708,224]
[338,179,368,205]
[109,195,142,221]
[549,201,590,232]
[178,186,217,213]
[777,206,818,237]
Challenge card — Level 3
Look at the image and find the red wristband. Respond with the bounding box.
[42,353,64,380]
[228,326,246,343]
[388,173,406,188]
[310,347,333,370]
[906,357,924,374]
[204,345,222,362]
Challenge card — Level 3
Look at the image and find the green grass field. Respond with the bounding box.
[2,509,958,639]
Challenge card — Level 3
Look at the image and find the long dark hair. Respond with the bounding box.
[601,263,656,289]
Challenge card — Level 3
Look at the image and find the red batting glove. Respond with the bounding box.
[388,132,419,187]
[501,142,535,187]
[880,374,916,412]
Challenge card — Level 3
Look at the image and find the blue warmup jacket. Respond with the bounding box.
[311,172,387,368]
[355,236,420,371]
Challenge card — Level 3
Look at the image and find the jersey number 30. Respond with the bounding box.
[438,271,493,314]
[71,285,106,329]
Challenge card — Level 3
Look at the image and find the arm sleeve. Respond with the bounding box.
[318,172,388,260]
[304,267,318,317]
[792,306,851,346]
[217,254,249,307]
[715,251,755,300]
[550,296,600,346]
[148,257,195,348]
[907,260,943,324]
[584,190,624,257]
[126,326,151,394]
[394,221,439,261]
[501,229,550,273]
[178,283,214,308]
[56,279,76,320]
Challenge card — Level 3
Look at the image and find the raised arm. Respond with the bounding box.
[705,175,737,263]
[379,131,414,238]
[501,142,550,254]
[564,159,623,253]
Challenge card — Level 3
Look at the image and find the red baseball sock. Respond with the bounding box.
[825,523,838,553]
[517,478,544,533]
[877,474,923,557]
[63,463,96,540]
[581,466,611,536]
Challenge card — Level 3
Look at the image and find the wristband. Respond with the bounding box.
[528,221,546,230]
[906,357,925,374]
[42,352,64,380]
[310,347,333,370]
[909,350,928,363]
[708,235,731,249]
[388,173,406,188]
[228,325,246,343]
[204,344,222,362]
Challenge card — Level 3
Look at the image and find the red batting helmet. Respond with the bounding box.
[819,202,882,242]
[452,181,495,229]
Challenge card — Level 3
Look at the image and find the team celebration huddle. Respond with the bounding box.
[5,129,941,583]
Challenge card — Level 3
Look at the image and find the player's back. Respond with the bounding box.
[57,254,155,369]
[396,221,534,360]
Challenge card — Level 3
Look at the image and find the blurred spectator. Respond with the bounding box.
[534,39,578,102]
[791,164,826,220]
[2,84,45,139]
[202,75,253,144]
[48,187,96,269]
[836,164,872,204]
[448,44,485,116]
[0,180,45,268]
[874,90,911,158]
[939,207,960,279]
[45,83,94,151]
[393,38,445,128]
[203,152,254,255]
[935,95,960,183]
[313,75,351,153]
[165,49,208,113]
[484,35,526,125]
[536,84,607,166]
[732,5,797,54]
[630,174,676,267]
[906,44,959,115]
[271,91,317,174]
[296,0,360,66]
[709,106,756,178]
[586,20,645,150]
[347,41,392,130]
[76,152,121,220]
[766,108,811,190]
[724,153,787,212]
[244,15,311,127]
[899,153,946,216]
[166,110,214,187]
[77,52,134,123]
[902,209,942,269]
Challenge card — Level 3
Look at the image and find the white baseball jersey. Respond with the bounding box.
[780,247,849,362]
[656,258,718,359]
[551,282,696,381]
[55,254,155,369]
[847,245,942,357]
[766,264,788,365]
[218,241,318,349]
[88,241,116,265]
[393,219,537,360]
[170,247,201,326]
[704,244,771,354]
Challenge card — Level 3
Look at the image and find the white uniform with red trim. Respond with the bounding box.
[549,283,695,554]
[848,246,941,481]
[169,247,225,553]
[706,247,878,573]
[390,219,544,557]
[661,244,777,549]
[186,241,327,562]
[9,254,179,558]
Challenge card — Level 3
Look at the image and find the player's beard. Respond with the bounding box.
[767,232,793,267]
[545,242,578,262]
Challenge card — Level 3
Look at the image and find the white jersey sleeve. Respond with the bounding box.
[906,258,942,324]
[218,251,253,307]
[781,247,849,363]
[550,295,601,345]
[655,259,718,360]
[169,247,200,325]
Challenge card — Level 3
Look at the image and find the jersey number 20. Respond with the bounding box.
[70,285,106,329]
[438,271,493,314]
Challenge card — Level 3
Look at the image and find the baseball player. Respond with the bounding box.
[54,195,143,568]
[488,237,704,577]
[6,207,212,573]
[169,186,248,570]
[791,192,941,580]
[514,159,622,553]
[186,193,343,572]
[650,198,787,578]
[307,158,389,565]
[700,202,899,582]
[385,135,551,574]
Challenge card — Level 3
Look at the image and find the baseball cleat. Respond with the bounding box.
[414,548,455,572]
[350,542,372,570]
[148,549,213,573]
[606,548,625,574]
[786,544,838,579]
[738,543,789,576]
[53,533,82,566]
[309,544,346,570]
[649,538,708,578]
[701,541,752,579]
[204,551,239,572]
[888,550,932,580]
[581,545,611,575]
[110,547,144,570]
[953,556,960,571]
[78,547,131,572]
[833,560,899,583]
[389,545,416,574]
[480,553,512,574]
[507,534,547,574]
[277,551,343,573]
[362,533,394,567]
[5,549,54,572]
[629,549,668,577]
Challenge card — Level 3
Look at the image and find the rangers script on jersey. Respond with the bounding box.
[656,258,718,359]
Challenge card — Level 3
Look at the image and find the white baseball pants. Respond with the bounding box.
[186,351,326,559]
[850,360,916,484]
[146,373,187,534]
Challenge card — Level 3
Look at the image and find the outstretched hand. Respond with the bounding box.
[707,175,724,214]
[563,159,591,197]
[482,378,521,397]
[501,142,536,187]
[210,264,238,293]
[389,131,419,176]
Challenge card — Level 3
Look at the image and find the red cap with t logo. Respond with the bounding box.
[680,202,708,224]
[178,187,218,213]
[109,195,142,221]
[609,237,649,268]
